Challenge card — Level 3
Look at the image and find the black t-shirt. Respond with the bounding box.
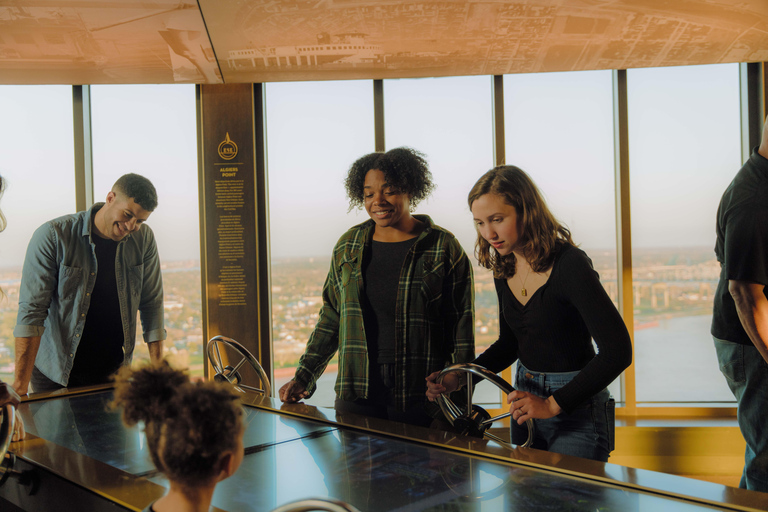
[712,148,768,345]
[69,231,125,386]
[362,238,417,364]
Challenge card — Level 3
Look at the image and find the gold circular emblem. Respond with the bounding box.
[218,132,238,160]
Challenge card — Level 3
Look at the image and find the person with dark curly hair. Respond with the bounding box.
[111,360,245,512]
[279,147,475,427]
[426,165,631,462]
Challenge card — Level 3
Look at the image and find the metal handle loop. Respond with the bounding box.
[206,335,272,396]
[436,363,535,449]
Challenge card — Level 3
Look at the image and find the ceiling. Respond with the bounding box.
[1,0,767,85]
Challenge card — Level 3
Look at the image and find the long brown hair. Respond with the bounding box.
[468,166,574,278]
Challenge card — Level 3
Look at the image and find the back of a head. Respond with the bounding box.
[113,173,159,212]
[111,361,244,488]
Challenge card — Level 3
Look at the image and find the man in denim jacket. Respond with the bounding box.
[13,174,166,395]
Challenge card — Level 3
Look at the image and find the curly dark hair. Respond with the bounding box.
[110,360,244,491]
[344,147,435,211]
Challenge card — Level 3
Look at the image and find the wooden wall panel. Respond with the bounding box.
[198,83,271,382]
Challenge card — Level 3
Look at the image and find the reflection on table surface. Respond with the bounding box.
[8,390,768,511]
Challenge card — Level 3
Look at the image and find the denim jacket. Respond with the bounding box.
[14,203,166,386]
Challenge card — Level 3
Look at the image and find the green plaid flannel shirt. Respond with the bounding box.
[294,215,475,412]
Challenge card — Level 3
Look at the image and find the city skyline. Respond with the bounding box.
[0,63,745,408]
[1,64,741,269]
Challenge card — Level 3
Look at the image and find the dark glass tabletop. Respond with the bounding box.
[13,390,764,511]
[20,391,336,477]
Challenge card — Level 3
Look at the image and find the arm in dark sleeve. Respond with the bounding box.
[473,278,520,375]
[551,249,632,414]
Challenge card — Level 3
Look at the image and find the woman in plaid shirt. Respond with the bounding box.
[279,147,475,427]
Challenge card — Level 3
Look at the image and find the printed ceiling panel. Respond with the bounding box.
[0,0,221,85]
[200,0,768,83]
[1,0,767,84]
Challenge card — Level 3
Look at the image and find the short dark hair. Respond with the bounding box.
[344,147,435,211]
[113,173,158,212]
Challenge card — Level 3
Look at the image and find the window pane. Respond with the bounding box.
[91,85,201,375]
[628,64,741,404]
[504,71,620,400]
[0,86,75,382]
[267,80,374,407]
[385,75,495,403]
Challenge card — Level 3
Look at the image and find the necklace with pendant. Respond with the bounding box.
[519,265,532,297]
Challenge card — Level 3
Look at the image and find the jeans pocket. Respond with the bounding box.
[718,343,746,384]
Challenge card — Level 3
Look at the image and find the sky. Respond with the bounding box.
[0,62,742,268]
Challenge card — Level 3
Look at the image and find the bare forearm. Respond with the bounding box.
[729,280,768,364]
[148,340,164,363]
[13,336,41,395]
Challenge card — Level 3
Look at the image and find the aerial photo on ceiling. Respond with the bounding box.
[1,0,767,85]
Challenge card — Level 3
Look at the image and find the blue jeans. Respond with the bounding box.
[714,336,768,492]
[511,362,615,462]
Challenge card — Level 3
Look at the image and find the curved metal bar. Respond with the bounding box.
[271,498,362,512]
[483,430,510,447]
[212,341,224,372]
[230,356,248,375]
[238,383,268,394]
[206,336,272,396]
[441,395,464,420]
[480,411,511,427]
[436,363,535,449]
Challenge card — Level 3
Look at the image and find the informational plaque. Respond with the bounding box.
[199,83,268,378]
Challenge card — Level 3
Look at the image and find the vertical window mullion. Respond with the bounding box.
[72,85,94,211]
[612,69,636,413]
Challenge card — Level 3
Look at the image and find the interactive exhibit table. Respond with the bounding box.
[1,386,767,512]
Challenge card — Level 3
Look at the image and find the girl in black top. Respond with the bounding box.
[428,166,631,462]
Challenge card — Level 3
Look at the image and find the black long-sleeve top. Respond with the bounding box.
[474,243,632,414]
